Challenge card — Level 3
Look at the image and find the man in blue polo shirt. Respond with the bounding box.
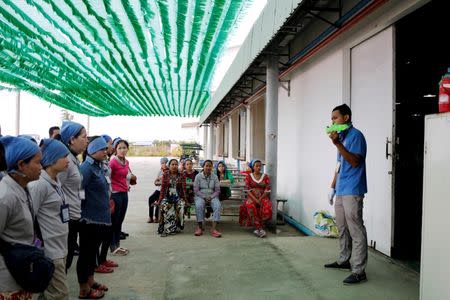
[324,104,368,285]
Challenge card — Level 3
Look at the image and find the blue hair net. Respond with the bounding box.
[87,137,107,155]
[61,121,84,145]
[40,139,69,168]
[0,136,40,171]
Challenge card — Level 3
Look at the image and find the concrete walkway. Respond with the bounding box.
[67,157,419,300]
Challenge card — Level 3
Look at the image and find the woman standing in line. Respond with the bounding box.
[57,121,88,272]
[77,137,110,299]
[94,135,118,273]
[0,136,42,300]
[109,139,135,255]
[29,139,70,299]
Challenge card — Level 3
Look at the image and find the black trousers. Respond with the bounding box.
[111,192,128,249]
[66,219,80,272]
[148,190,160,219]
[97,225,112,265]
[77,223,104,283]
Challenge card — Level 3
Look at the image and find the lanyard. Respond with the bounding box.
[42,175,67,205]
[24,188,35,221]
[24,187,41,243]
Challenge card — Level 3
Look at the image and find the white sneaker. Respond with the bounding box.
[258,230,266,238]
[253,229,260,236]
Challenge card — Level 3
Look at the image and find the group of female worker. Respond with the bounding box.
[0,125,273,299]
[151,158,273,239]
[0,122,136,300]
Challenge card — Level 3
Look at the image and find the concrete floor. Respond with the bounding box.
[67,157,419,300]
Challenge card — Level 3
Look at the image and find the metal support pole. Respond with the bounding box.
[15,91,20,135]
[265,56,279,227]
[208,125,214,160]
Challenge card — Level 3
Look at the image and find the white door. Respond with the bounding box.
[421,113,450,300]
[350,27,394,256]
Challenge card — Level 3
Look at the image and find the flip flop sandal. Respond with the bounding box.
[94,265,114,273]
[118,247,130,254]
[102,260,118,268]
[112,247,128,256]
[79,288,104,299]
[211,230,222,238]
[91,282,108,291]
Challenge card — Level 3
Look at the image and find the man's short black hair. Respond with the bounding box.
[49,126,60,137]
[332,104,352,121]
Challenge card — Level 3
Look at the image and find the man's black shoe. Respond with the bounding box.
[121,231,129,237]
[343,273,367,285]
[324,261,351,270]
[119,233,127,240]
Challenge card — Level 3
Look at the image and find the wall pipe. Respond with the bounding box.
[279,211,316,236]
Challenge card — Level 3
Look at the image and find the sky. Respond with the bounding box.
[0,0,267,142]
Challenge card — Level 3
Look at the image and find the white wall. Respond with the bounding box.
[277,49,343,230]
[276,0,429,240]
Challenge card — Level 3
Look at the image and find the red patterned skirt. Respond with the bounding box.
[239,197,272,230]
[0,290,32,300]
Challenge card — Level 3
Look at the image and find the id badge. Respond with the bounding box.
[79,189,85,200]
[169,187,177,195]
[60,204,70,223]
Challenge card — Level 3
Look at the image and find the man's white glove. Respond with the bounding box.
[328,188,336,206]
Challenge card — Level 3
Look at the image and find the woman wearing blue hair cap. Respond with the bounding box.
[77,136,109,299]
[0,136,42,299]
[60,121,84,146]
[102,135,114,159]
[57,121,87,273]
[28,139,70,299]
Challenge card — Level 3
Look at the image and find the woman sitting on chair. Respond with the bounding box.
[239,159,272,238]
[194,160,221,237]
[215,161,234,201]
[156,159,187,237]
[183,159,198,209]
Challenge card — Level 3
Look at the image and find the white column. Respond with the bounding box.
[86,115,90,135]
[202,125,208,159]
[207,124,214,160]
[15,91,20,135]
[265,56,278,225]
[228,116,233,162]
[245,105,252,162]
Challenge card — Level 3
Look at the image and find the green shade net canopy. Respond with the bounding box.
[0,0,253,116]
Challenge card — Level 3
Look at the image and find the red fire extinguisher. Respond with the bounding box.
[438,67,450,113]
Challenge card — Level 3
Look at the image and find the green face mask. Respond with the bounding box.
[325,124,349,134]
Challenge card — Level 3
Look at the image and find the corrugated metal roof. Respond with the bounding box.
[199,0,303,124]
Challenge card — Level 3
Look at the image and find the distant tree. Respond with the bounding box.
[170,145,182,157]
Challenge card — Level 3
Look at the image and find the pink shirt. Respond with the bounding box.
[109,157,129,192]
